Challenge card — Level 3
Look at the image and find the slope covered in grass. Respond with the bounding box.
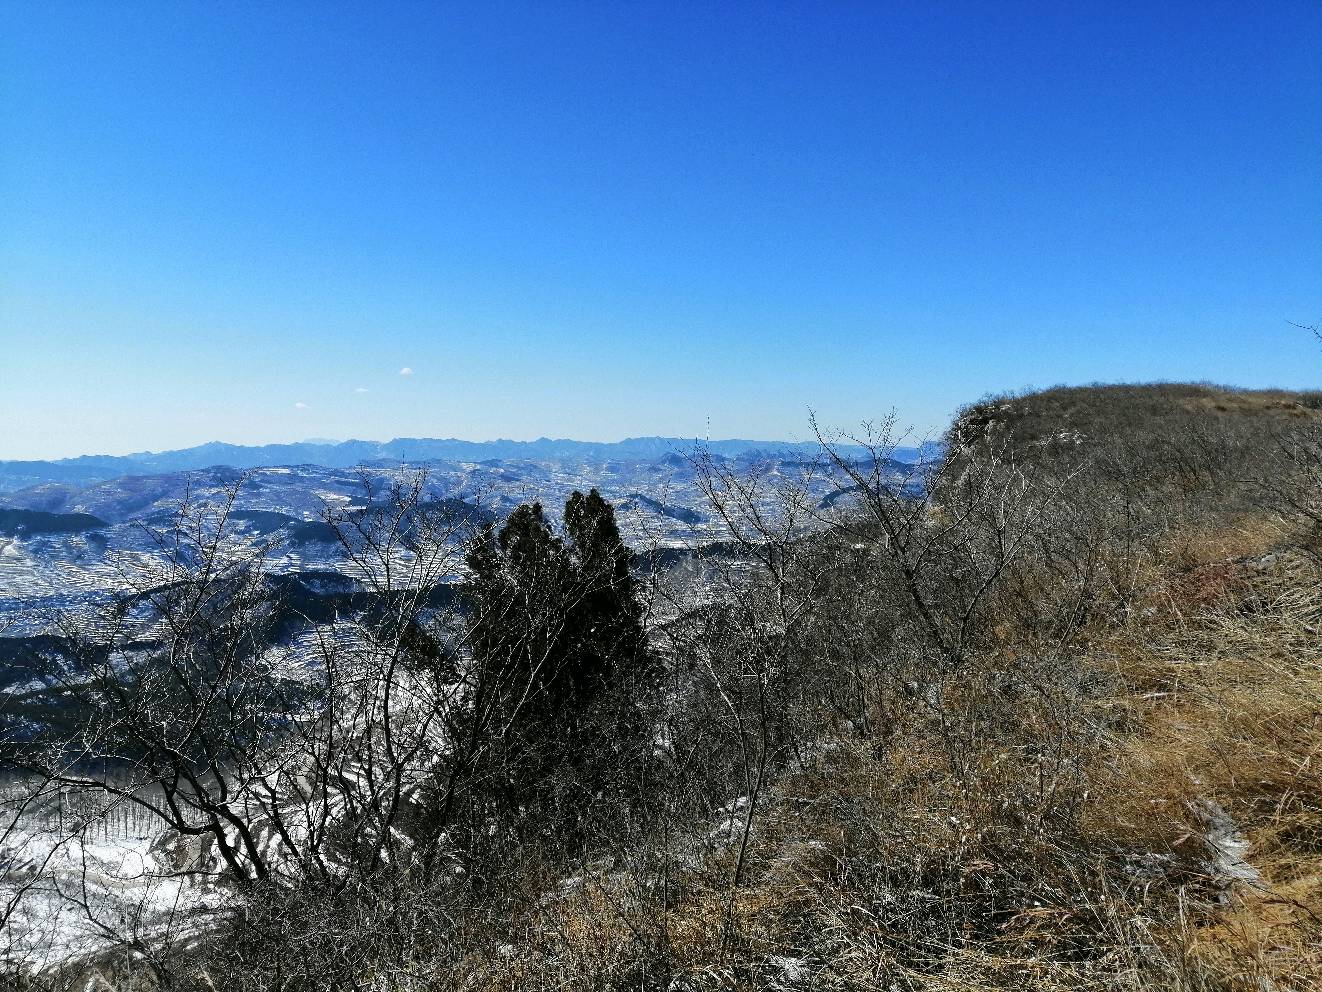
[438,383,1322,992]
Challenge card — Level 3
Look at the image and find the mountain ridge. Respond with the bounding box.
[0,436,939,493]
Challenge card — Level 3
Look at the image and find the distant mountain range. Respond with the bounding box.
[0,436,939,493]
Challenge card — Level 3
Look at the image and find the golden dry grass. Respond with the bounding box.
[1099,537,1322,991]
[445,517,1322,992]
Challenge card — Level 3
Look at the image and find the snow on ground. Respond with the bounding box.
[1,789,227,973]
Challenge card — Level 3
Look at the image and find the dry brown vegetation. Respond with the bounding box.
[432,382,1322,992]
[6,381,1321,991]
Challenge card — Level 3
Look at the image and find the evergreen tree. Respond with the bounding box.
[562,488,646,705]
[464,491,645,728]
[463,501,572,725]
[460,490,651,828]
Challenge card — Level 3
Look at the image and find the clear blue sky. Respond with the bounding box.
[2,1,1319,460]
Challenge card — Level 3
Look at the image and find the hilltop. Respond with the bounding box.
[954,381,1321,448]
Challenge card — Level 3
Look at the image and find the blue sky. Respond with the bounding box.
[2,1,1319,459]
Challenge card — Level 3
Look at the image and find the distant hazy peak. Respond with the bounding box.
[0,436,941,494]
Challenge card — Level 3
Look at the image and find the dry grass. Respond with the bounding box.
[1099,540,1322,991]
[440,511,1322,991]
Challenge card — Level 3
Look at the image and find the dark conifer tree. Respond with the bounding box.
[563,488,646,704]
[460,491,652,833]
[463,502,573,725]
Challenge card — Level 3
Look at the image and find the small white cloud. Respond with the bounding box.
[354,387,369,394]
[398,366,414,377]
[294,402,308,409]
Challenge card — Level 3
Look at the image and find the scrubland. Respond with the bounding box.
[4,382,1320,991]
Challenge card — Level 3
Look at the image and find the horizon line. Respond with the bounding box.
[1,431,942,466]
